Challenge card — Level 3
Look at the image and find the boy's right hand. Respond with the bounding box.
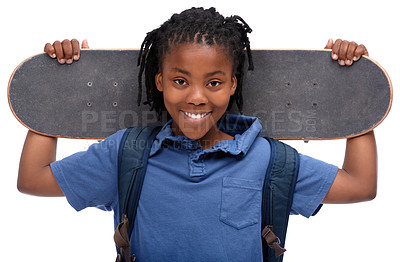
[44,39,88,64]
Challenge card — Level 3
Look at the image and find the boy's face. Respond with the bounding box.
[156,43,237,148]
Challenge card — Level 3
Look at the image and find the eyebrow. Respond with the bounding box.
[171,67,226,77]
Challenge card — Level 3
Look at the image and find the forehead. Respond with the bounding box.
[161,43,234,72]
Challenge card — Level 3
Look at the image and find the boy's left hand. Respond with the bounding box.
[325,38,368,66]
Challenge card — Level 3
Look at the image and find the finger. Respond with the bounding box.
[331,39,342,60]
[44,43,56,58]
[62,39,73,64]
[325,38,334,49]
[71,39,80,60]
[338,40,349,66]
[345,41,358,66]
[53,40,65,64]
[81,39,89,49]
[354,44,369,61]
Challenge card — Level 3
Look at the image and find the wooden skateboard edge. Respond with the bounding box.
[7,53,106,140]
[278,54,394,141]
[13,113,391,141]
[8,49,393,141]
[8,55,42,138]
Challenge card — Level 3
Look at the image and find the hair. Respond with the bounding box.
[137,7,254,117]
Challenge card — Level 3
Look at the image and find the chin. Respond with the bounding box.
[182,130,208,141]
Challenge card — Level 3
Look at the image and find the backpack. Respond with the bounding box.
[114,126,299,262]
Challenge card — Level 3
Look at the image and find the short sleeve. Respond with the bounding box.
[290,154,338,218]
[50,129,125,212]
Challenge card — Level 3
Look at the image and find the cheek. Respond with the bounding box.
[211,90,233,108]
[162,89,182,106]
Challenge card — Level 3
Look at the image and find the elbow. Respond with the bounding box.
[17,184,28,194]
[347,177,377,203]
[17,174,31,194]
[351,170,377,202]
[364,173,378,201]
[358,183,377,202]
[17,182,27,194]
[365,187,377,201]
[17,177,43,196]
[17,169,37,195]
[17,166,63,197]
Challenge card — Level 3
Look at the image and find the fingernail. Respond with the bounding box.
[67,59,73,64]
[339,60,345,65]
[346,60,351,65]
[332,54,338,60]
[354,56,358,61]
[326,39,331,46]
[73,55,79,60]
[51,53,56,58]
[59,58,65,64]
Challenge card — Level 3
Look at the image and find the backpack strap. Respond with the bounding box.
[262,137,300,262]
[114,126,162,262]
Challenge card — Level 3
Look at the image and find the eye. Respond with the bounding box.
[174,79,187,86]
[208,81,221,87]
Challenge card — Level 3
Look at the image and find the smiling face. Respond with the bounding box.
[155,43,237,149]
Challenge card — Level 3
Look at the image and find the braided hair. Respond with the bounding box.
[137,7,254,117]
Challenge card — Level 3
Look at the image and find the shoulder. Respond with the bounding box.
[77,129,127,158]
[248,136,271,156]
[98,128,127,150]
[52,128,127,171]
[298,154,338,179]
[50,129,128,211]
[291,153,338,217]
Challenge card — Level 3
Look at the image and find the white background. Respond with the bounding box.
[1,0,398,261]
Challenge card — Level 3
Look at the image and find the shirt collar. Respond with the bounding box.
[149,114,262,157]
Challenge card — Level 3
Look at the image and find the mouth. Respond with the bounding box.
[182,111,211,120]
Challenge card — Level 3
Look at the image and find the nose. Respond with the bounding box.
[186,85,208,105]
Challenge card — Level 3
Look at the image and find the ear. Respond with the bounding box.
[155,72,163,92]
[230,75,237,96]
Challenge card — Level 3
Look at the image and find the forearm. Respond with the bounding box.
[324,131,377,203]
[18,130,63,196]
[344,130,377,198]
[343,131,377,183]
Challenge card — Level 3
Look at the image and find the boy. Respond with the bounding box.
[18,7,375,261]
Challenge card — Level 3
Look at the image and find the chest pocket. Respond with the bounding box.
[220,177,263,230]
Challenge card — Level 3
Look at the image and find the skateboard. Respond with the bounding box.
[8,49,392,140]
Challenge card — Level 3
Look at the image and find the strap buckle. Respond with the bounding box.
[114,214,136,262]
[262,225,287,258]
[116,254,136,262]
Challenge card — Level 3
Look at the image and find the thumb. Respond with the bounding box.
[325,38,333,49]
[81,39,89,49]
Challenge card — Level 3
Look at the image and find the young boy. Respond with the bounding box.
[18,7,376,261]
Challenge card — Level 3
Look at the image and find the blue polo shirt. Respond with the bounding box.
[51,114,337,261]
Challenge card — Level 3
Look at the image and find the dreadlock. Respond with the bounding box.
[137,7,254,117]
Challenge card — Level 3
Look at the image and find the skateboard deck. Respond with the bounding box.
[8,49,392,140]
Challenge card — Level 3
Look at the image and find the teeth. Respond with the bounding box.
[184,112,208,119]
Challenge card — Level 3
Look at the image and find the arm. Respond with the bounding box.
[322,39,376,203]
[323,131,377,203]
[18,131,63,196]
[17,39,89,196]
